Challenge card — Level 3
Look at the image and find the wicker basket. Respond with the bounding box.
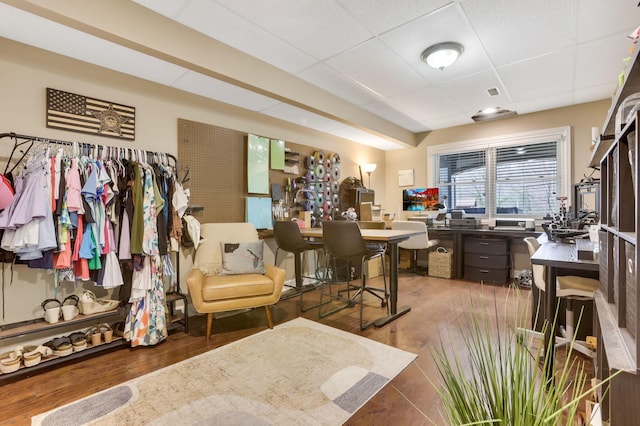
[428,247,453,278]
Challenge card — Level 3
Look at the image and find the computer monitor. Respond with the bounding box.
[402,187,439,211]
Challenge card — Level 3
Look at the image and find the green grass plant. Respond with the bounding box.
[426,286,610,425]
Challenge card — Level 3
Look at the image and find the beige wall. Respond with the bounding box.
[384,100,610,218]
[0,38,385,325]
[0,35,613,326]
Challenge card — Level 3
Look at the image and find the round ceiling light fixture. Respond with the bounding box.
[421,42,464,70]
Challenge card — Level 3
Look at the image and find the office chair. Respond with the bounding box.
[357,220,387,252]
[320,221,389,330]
[520,237,599,358]
[273,220,325,310]
[391,220,439,275]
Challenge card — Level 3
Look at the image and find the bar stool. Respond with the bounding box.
[273,220,325,311]
[321,220,388,330]
[391,220,439,275]
[520,237,599,357]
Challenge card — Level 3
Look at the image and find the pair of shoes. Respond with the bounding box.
[61,295,80,321]
[112,321,126,338]
[68,331,87,352]
[86,327,101,346]
[44,337,73,357]
[42,298,62,324]
[98,323,114,343]
[0,348,23,373]
[79,290,119,314]
[22,345,53,367]
[86,324,114,346]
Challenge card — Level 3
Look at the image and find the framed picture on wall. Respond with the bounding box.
[398,169,414,186]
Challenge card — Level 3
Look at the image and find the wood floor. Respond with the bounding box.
[0,275,572,425]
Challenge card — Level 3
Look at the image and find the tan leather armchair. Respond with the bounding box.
[186,223,285,341]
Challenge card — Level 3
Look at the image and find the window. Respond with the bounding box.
[428,127,570,219]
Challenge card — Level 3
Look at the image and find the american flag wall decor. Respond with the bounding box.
[46,88,135,140]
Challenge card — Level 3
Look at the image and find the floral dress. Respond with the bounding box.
[125,165,167,347]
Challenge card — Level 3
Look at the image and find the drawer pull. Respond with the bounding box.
[479,269,490,273]
[479,256,489,259]
[479,242,489,245]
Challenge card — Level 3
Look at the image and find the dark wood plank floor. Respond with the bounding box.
[0,276,566,425]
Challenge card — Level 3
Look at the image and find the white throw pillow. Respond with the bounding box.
[220,241,265,275]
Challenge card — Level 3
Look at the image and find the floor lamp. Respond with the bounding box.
[360,163,377,188]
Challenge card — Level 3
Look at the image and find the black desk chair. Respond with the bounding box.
[321,220,388,330]
[273,220,325,311]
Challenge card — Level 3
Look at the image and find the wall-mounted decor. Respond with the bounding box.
[46,88,135,140]
[246,197,273,230]
[270,139,285,170]
[247,133,270,194]
[398,169,414,186]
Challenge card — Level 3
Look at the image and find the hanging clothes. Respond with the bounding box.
[0,134,178,348]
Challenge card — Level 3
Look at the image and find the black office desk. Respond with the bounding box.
[426,227,541,279]
[530,241,599,379]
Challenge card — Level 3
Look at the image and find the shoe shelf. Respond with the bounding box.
[166,291,188,333]
[0,337,125,383]
[0,308,123,340]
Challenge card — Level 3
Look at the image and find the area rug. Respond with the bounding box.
[32,317,417,425]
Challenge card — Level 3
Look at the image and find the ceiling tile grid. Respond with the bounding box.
[2,0,640,150]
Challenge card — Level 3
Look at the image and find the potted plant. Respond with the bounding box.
[424,287,611,425]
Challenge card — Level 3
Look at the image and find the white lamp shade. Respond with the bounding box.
[362,163,377,173]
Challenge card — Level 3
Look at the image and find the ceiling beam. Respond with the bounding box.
[3,0,418,148]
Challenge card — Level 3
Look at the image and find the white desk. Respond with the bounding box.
[301,228,422,326]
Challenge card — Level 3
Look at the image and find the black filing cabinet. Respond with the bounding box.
[464,237,509,284]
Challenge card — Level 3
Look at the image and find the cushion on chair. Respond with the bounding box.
[557,276,599,292]
[194,223,259,275]
[220,241,265,275]
[202,273,275,301]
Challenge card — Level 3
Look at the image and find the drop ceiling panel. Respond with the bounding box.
[174,1,317,74]
[4,0,640,150]
[380,4,493,84]
[514,92,574,115]
[498,49,574,103]
[387,86,460,121]
[216,0,373,61]
[423,113,475,130]
[435,71,510,112]
[325,39,427,98]
[337,0,452,35]
[574,84,616,106]
[297,63,382,106]
[576,0,640,42]
[171,71,280,111]
[575,33,634,90]
[460,0,573,67]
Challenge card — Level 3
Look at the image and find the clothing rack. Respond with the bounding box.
[0,131,184,295]
[0,132,178,174]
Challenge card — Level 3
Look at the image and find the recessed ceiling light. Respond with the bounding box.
[420,42,464,70]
